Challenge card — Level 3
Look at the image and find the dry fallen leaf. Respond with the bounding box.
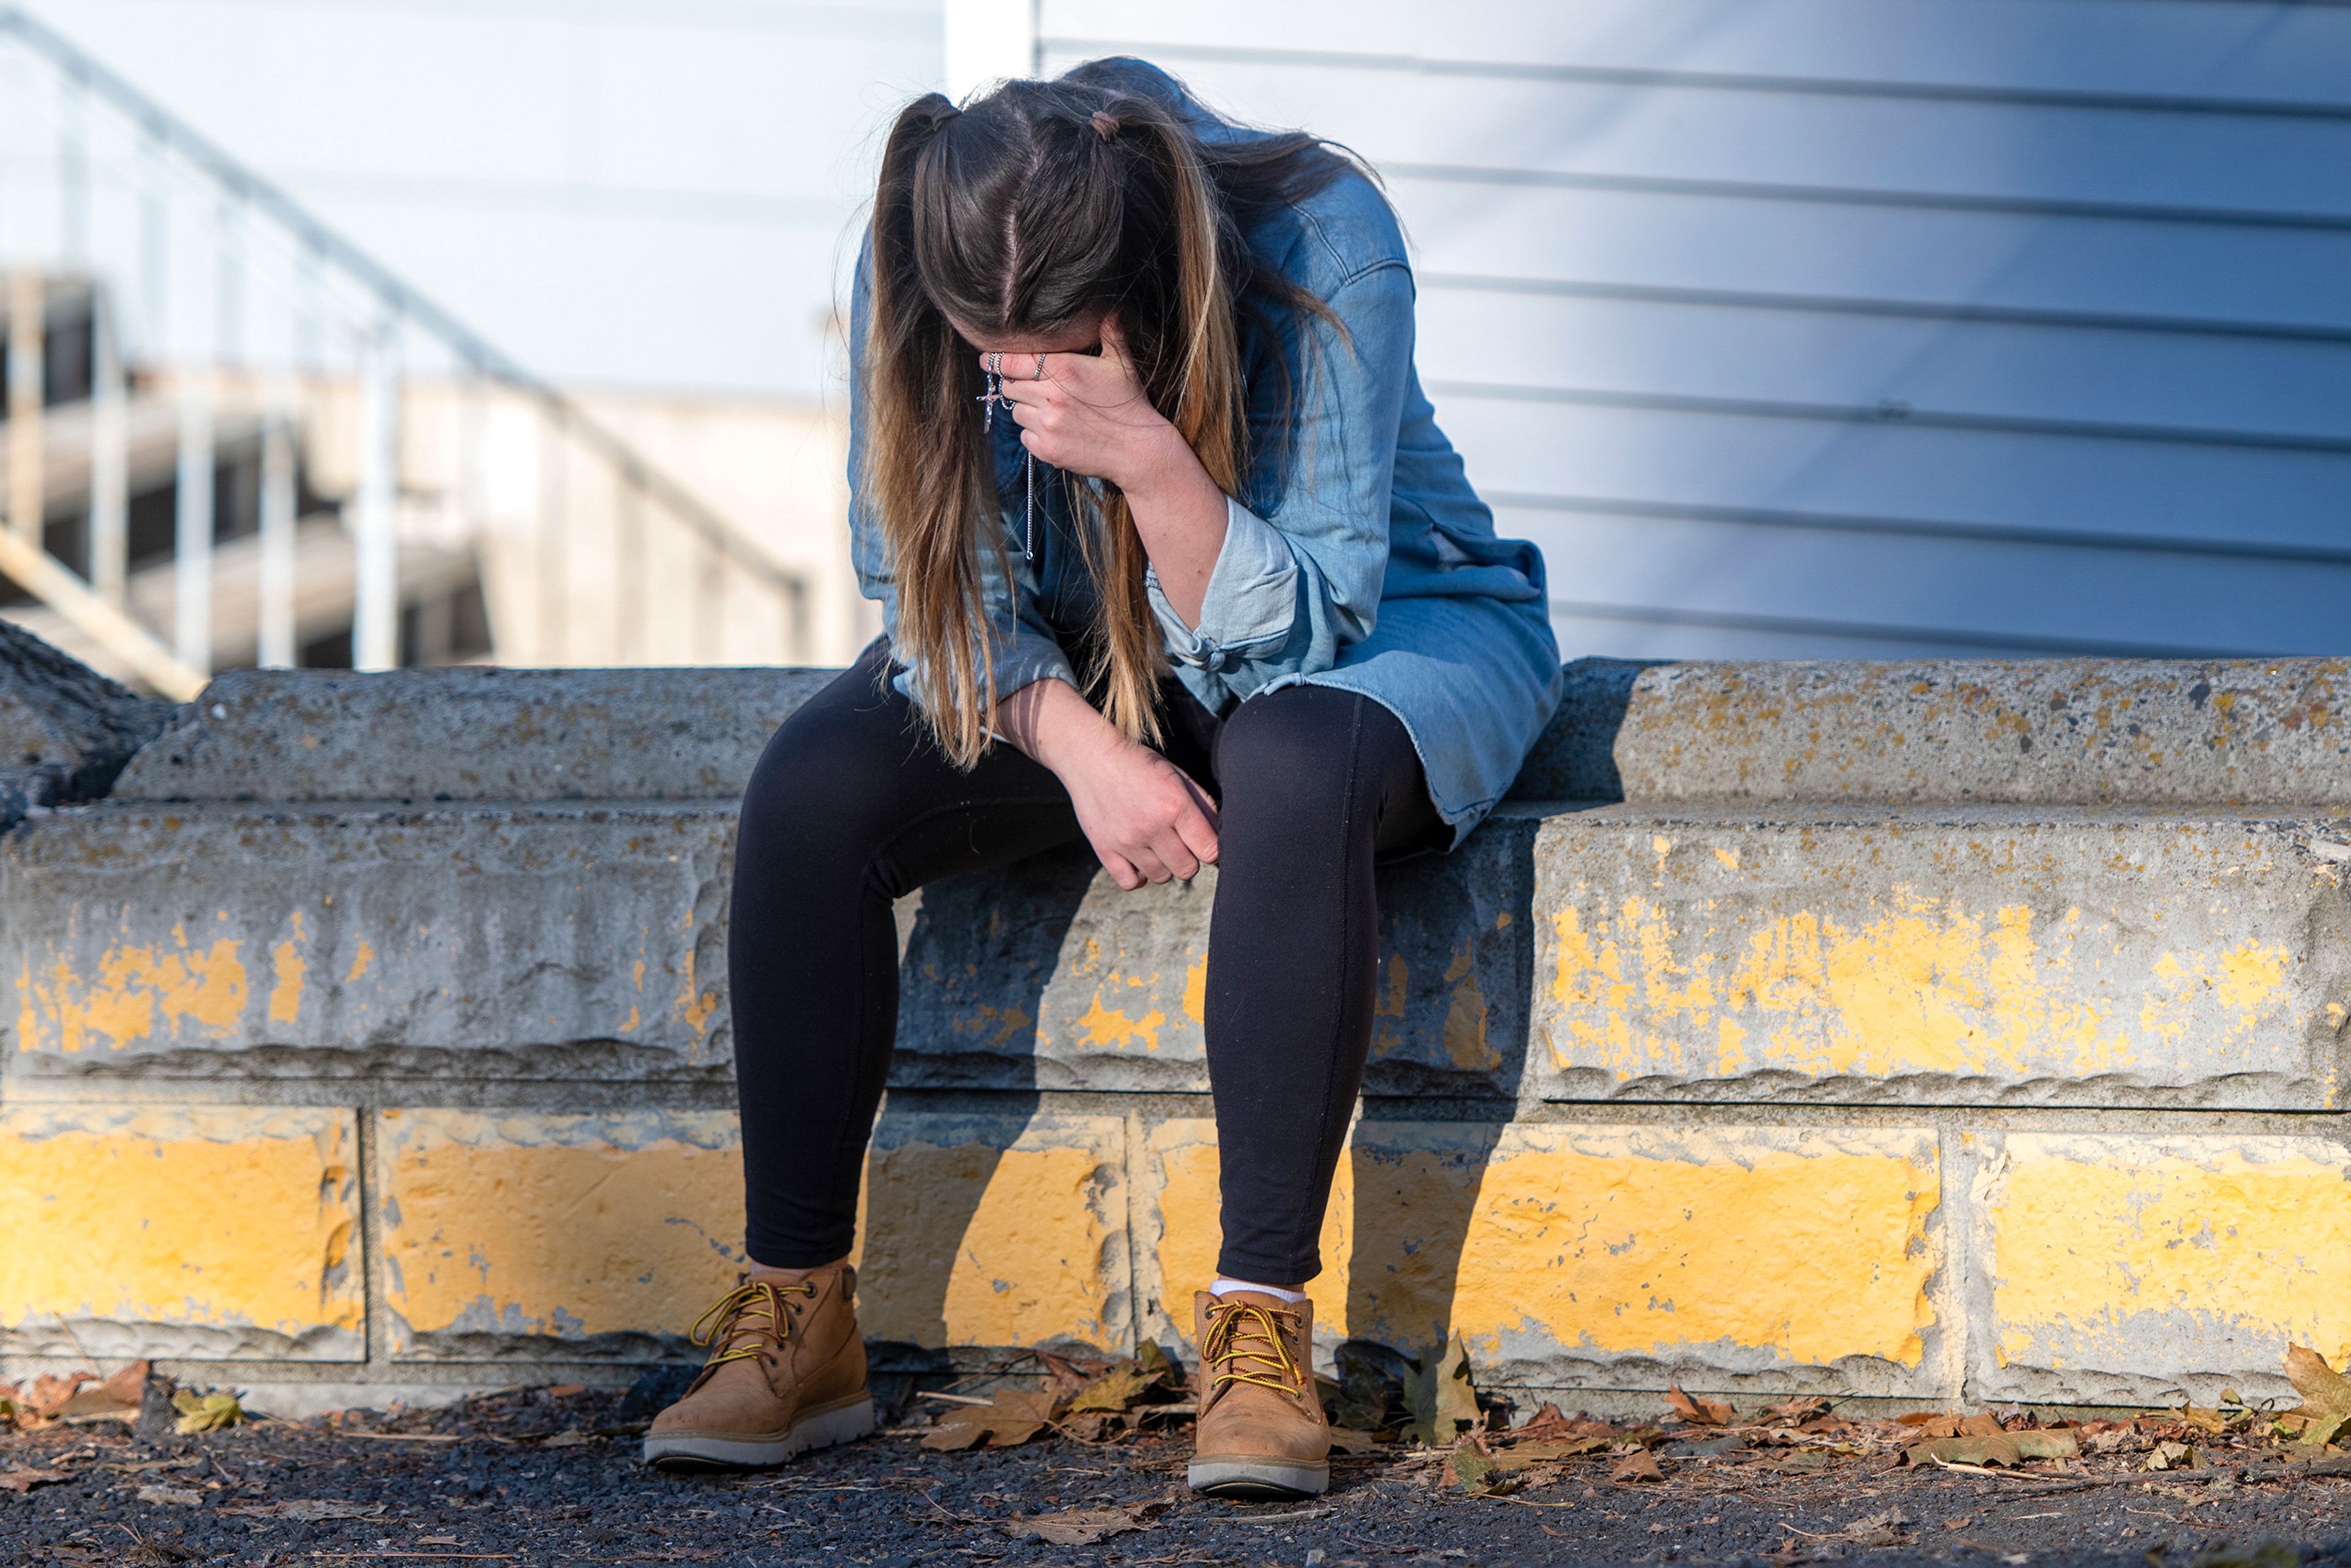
[221,1500,387,1521]
[28,1371,93,1419]
[1665,1386,1734,1427]
[2284,1345,2351,1450]
[53,1361,151,1426]
[2079,1422,2140,1455]
[1754,1451,1830,1475]
[0,1468,72,1493]
[1757,1396,1830,1425]
[1065,1343,1180,1416]
[1492,1436,1612,1469]
[1839,1507,1908,1547]
[1398,1337,1483,1449]
[2144,1440,2197,1472]
[919,1389,1057,1452]
[1451,1441,1518,1496]
[1902,1430,2079,1468]
[1325,1425,1379,1455]
[1610,1449,1665,1484]
[135,1485,203,1506]
[1000,1500,1166,1545]
[1896,1412,2003,1441]
[171,1390,242,1436]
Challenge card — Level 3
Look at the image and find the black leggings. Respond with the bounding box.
[727,639,1441,1285]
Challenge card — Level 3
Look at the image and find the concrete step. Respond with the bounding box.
[2,654,2347,1411]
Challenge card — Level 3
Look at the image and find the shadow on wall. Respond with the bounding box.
[861,847,1095,1364]
[1341,658,1646,1360]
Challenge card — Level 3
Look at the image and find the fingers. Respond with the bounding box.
[1173,800,1220,869]
[1177,771,1221,835]
[1100,850,1143,893]
[1155,828,1202,883]
[1126,844,1177,886]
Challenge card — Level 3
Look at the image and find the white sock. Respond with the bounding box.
[1212,1278,1308,1304]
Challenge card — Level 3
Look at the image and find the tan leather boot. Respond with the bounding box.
[1187,1289,1330,1497]
[642,1266,873,1471]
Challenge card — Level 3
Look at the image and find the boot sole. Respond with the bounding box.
[1186,1457,1330,1498]
[642,1395,876,1472]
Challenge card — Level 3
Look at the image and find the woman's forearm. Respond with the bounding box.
[995,673,1122,774]
[1117,424,1228,628]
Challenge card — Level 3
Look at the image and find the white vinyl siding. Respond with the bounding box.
[1041,0,2351,659]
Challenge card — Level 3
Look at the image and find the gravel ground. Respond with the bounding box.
[7,1379,2351,1568]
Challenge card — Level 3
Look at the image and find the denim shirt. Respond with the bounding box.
[847,60,1563,848]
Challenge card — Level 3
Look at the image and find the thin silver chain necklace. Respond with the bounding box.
[978,351,1048,561]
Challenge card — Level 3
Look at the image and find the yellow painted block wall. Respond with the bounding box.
[0,1105,362,1359]
[1978,1132,2351,1376]
[1146,1119,1940,1375]
[378,1109,748,1355]
[853,1114,1130,1352]
[377,1108,1130,1356]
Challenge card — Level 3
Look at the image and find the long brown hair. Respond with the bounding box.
[864,61,1355,766]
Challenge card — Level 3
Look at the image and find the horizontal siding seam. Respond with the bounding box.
[1485,491,2351,569]
[1415,273,2351,347]
[1040,36,2351,122]
[1429,380,2351,456]
[1383,162,2351,234]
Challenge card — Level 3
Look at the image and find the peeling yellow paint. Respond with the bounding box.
[1154,1128,1351,1334]
[380,1111,744,1345]
[0,1108,361,1343]
[18,936,251,1053]
[1153,1122,1936,1367]
[1987,1135,2351,1373]
[1550,883,2295,1082]
[952,1002,1033,1049]
[1440,940,1497,1071]
[268,912,308,1027]
[673,951,719,1042]
[1073,991,1164,1053]
[855,1122,1126,1349]
[381,1112,1127,1353]
[344,941,375,983]
[1182,956,1208,1025]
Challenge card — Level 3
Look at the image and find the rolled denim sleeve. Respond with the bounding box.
[1143,496,1299,671]
[845,240,1078,707]
[1144,261,1414,696]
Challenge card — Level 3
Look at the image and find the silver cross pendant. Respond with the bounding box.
[977,351,1010,432]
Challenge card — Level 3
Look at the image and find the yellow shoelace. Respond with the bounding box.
[1202,1300,1302,1395]
[690,1279,815,1368]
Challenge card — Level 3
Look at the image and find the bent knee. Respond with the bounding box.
[737,672,921,853]
[1217,686,1376,788]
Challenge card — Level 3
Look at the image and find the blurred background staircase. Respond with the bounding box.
[0,10,816,699]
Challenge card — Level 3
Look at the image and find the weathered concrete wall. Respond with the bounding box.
[5,647,2349,1413]
[1512,658,2351,807]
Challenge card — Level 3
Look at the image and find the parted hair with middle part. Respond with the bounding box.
[862,61,1360,765]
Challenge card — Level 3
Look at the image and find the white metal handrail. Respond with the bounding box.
[0,6,811,696]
